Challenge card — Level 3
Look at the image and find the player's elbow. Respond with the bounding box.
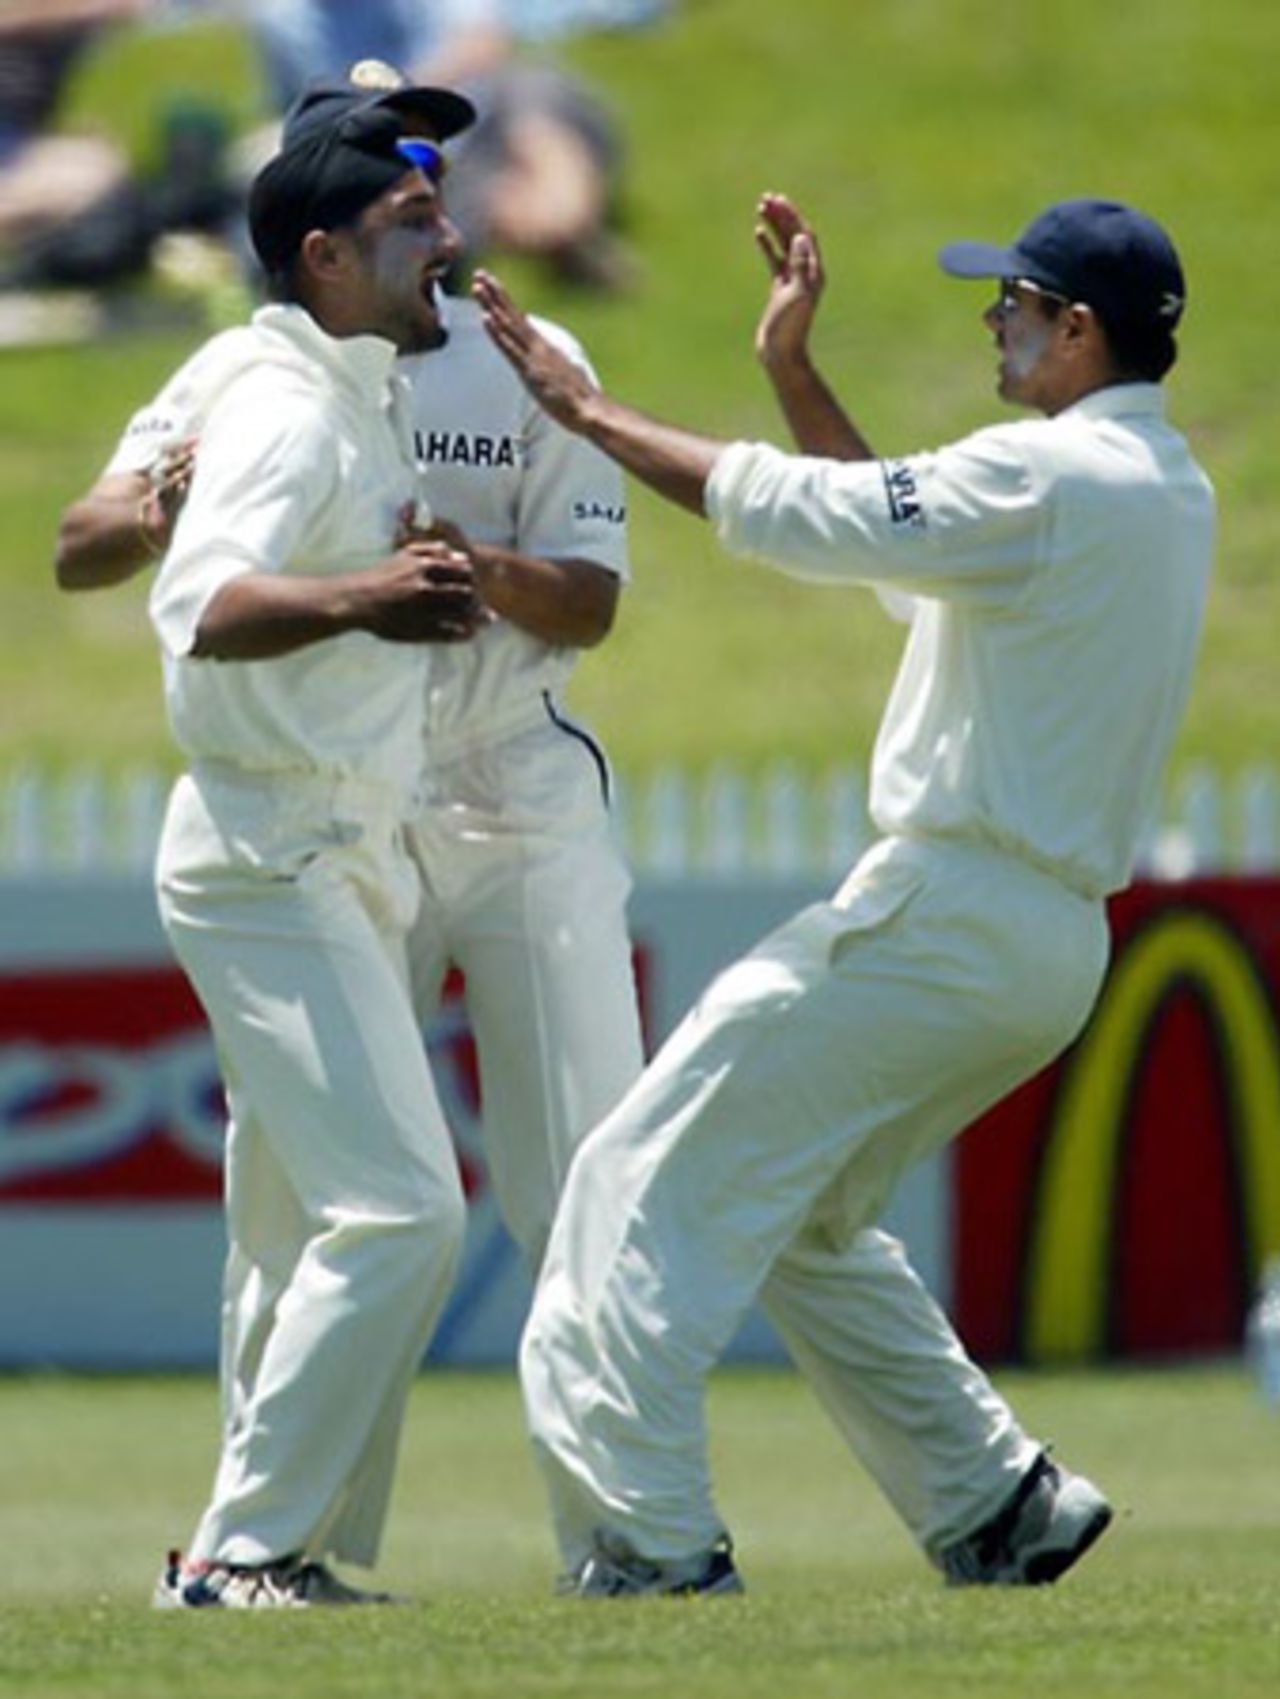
[561,563,620,649]
[570,593,617,649]
[53,505,98,591]
[53,502,140,592]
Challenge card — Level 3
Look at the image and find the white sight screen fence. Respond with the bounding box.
[2,760,1278,880]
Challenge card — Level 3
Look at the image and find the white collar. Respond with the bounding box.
[1062,382,1167,423]
[251,303,399,399]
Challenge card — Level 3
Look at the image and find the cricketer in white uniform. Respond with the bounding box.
[55,69,642,1606]
[397,292,641,1264]
[102,291,639,1266]
[473,195,1216,1596]
[88,73,642,1278]
[145,85,496,1606]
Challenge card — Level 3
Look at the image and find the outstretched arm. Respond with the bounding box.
[754,193,875,462]
[472,269,725,517]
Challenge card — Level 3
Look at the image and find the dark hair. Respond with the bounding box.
[263,258,302,304]
[1034,292,1178,383]
[1098,316,1179,382]
[261,209,365,306]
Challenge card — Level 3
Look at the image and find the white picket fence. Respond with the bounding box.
[3,760,1278,881]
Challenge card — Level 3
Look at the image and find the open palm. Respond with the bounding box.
[754,192,826,368]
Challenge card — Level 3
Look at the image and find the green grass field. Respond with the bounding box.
[2,1364,1279,1698]
[3,16,1277,1693]
[1,0,1278,786]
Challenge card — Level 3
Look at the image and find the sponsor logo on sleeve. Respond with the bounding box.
[124,411,181,444]
[572,499,626,525]
[881,458,926,530]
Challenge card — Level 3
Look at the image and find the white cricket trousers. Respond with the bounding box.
[157,766,468,1570]
[520,834,1111,1569]
[405,705,644,1269]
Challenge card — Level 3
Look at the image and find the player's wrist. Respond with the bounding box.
[136,495,167,561]
[572,386,612,439]
[334,572,386,635]
[759,340,816,383]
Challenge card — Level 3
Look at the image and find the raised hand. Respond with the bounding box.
[754,192,826,373]
[476,263,723,516]
[471,269,597,434]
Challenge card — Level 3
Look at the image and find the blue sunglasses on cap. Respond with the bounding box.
[395,137,447,182]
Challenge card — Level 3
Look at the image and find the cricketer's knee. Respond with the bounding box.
[317,1162,468,1310]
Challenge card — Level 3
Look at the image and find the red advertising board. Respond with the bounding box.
[0,878,812,1367]
[0,949,651,1212]
[0,965,220,1204]
[0,963,495,1207]
[4,875,1277,1366]
[953,877,1280,1363]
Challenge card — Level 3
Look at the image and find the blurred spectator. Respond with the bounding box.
[0,1,148,262]
[0,0,236,291]
[511,0,669,38]
[231,0,639,288]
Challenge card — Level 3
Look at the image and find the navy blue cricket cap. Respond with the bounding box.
[938,198,1186,332]
[248,60,475,272]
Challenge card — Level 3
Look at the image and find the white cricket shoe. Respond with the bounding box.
[152,1550,399,1609]
[938,1451,1112,1585]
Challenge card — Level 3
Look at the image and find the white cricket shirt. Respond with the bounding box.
[706,384,1216,897]
[114,294,629,760]
[398,296,629,752]
[148,304,430,805]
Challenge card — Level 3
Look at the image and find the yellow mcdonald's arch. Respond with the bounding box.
[1023,907,1280,1362]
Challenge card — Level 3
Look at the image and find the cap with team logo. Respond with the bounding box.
[938,198,1186,332]
[248,61,475,272]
